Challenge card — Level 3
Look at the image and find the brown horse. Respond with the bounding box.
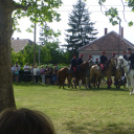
[89,58,117,89]
[57,61,90,89]
[57,67,70,89]
[67,61,90,89]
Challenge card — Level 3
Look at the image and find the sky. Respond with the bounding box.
[12,0,134,45]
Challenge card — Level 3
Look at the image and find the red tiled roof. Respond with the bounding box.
[78,31,134,51]
[11,39,34,52]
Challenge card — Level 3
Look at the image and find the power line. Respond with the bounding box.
[57,10,132,12]
[61,5,128,7]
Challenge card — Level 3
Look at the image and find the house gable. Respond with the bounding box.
[78,31,134,51]
[11,39,34,52]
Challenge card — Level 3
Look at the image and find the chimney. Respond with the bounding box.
[104,28,108,35]
[121,27,124,37]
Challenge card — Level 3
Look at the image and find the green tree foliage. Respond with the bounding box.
[23,44,51,65]
[11,50,25,66]
[98,0,134,26]
[13,0,62,31]
[65,0,98,51]
[11,43,71,65]
[39,22,61,45]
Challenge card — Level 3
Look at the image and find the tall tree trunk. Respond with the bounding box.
[0,1,16,112]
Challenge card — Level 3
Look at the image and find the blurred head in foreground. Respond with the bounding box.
[0,108,55,134]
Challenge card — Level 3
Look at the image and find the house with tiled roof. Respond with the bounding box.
[78,28,134,62]
[11,38,34,52]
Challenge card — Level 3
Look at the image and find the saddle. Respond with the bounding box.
[100,64,105,71]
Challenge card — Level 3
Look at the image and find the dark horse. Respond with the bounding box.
[57,61,89,89]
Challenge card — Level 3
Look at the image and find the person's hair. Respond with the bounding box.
[0,108,55,134]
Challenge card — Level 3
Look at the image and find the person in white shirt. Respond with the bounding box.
[24,63,30,72]
[33,66,40,83]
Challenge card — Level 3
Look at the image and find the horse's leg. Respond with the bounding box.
[97,78,101,88]
[88,75,93,89]
[127,78,132,95]
[107,76,111,89]
[79,79,82,89]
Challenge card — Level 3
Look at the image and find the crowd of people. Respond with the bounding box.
[11,63,60,84]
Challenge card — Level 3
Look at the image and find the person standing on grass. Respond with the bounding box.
[11,65,14,81]
[49,66,53,84]
[14,65,19,82]
[24,63,30,82]
[40,66,46,84]
[0,108,56,134]
[33,66,40,83]
[52,66,58,85]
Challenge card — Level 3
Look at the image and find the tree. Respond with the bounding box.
[65,0,98,52]
[98,0,134,26]
[0,0,62,112]
[39,22,61,45]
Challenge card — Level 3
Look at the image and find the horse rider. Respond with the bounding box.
[100,51,108,65]
[123,51,128,60]
[109,52,117,73]
[77,54,83,65]
[127,48,134,69]
[71,54,77,73]
[109,52,117,63]
[88,55,92,62]
[95,58,99,65]
[100,51,108,74]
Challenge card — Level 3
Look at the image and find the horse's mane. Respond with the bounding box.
[118,56,124,60]
[118,55,129,65]
[81,61,88,65]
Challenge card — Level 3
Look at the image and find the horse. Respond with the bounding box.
[118,56,134,95]
[88,58,117,89]
[57,67,72,89]
[57,61,90,89]
[113,67,125,89]
[67,61,90,89]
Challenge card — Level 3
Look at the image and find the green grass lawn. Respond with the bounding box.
[13,83,134,134]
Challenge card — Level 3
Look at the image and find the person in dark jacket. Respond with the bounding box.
[71,55,77,72]
[100,51,108,75]
[127,48,134,69]
[95,58,99,64]
[123,51,128,60]
[77,54,83,65]
[100,51,108,65]
[88,55,92,62]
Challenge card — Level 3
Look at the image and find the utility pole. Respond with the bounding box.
[33,0,37,65]
[34,23,36,65]
[118,20,121,56]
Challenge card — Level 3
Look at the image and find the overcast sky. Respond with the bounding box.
[12,0,134,45]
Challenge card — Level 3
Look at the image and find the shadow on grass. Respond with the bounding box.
[13,82,128,93]
[65,121,134,134]
[13,82,57,87]
[63,86,128,92]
